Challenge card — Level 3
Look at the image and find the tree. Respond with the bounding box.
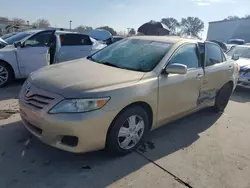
[74,25,93,34]
[224,16,240,21]
[96,26,117,35]
[161,17,180,33]
[12,18,26,25]
[245,15,250,18]
[33,19,50,28]
[180,17,204,37]
[128,28,136,35]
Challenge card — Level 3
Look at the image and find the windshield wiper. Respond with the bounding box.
[87,57,120,68]
[101,61,122,69]
[87,56,95,61]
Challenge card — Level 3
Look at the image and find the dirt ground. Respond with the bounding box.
[1,80,250,188]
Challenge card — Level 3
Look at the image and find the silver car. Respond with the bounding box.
[227,45,250,88]
[19,36,239,155]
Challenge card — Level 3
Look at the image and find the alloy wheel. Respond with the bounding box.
[0,65,8,86]
[117,115,145,150]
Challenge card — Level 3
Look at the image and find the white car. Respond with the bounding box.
[0,30,106,87]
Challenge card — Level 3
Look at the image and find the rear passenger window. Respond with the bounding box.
[205,43,223,66]
[60,34,93,46]
[169,44,199,69]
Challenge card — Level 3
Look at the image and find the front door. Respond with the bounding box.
[17,30,55,77]
[157,43,204,126]
[56,34,93,63]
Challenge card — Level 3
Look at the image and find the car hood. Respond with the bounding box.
[237,58,250,71]
[30,59,145,98]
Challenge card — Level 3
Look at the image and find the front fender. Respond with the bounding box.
[0,47,21,78]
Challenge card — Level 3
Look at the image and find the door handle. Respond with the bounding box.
[196,73,203,80]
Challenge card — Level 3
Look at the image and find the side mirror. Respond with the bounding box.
[165,63,187,75]
[14,41,22,48]
[232,54,240,61]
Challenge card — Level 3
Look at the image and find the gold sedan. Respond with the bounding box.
[19,36,239,155]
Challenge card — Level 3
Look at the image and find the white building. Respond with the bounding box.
[207,18,250,43]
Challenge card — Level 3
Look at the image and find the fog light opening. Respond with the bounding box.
[61,136,78,147]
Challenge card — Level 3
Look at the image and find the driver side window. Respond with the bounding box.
[169,44,200,69]
[24,31,53,47]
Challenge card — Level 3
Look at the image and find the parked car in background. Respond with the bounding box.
[112,36,124,43]
[227,39,245,45]
[89,29,113,45]
[19,36,238,155]
[0,29,106,87]
[227,45,250,88]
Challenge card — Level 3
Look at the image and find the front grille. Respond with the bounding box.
[24,94,54,109]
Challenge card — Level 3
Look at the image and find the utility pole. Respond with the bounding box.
[127,28,131,36]
[70,20,72,30]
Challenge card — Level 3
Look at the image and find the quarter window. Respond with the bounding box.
[169,44,199,68]
[60,34,92,46]
[205,43,223,66]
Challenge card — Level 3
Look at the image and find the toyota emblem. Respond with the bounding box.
[25,85,31,97]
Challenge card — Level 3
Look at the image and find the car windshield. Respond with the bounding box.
[5,32,31,44]
[227,46,250,59]
[89,38,173,72]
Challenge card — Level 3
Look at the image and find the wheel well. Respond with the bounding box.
[105,101,153,146]
[0,60,15,78]
[227,80,234,89]
[224,80,234,91]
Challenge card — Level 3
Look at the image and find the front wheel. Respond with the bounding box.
[106,106,149,155]
[213,83,233,112]
[0,62,13,87]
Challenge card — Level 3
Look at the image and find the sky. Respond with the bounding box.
[1,0,250,38]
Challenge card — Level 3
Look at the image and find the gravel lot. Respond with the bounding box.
[1,80,250,188]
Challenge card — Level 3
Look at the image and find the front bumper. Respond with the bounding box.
[19,84,119,153]
[237,73,250,89]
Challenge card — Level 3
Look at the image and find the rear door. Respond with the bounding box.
[199,42,231,104]
[16,30,55,77]
[56,34,93,63]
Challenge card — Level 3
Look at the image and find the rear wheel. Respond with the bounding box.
[213,83,233,112]
[106,106,149,155]
[0,62,13,87]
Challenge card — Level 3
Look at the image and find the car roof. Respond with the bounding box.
[22,29,78,35]
[21,30,43,34]
[232,45,250,48]
[55,30,78,34]
[129,36,202,44]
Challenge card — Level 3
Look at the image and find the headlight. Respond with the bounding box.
[49,97,110,114]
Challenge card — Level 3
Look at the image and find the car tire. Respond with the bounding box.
[0,62,13,87]
[106,106,150,156]
[213,83,233,112]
